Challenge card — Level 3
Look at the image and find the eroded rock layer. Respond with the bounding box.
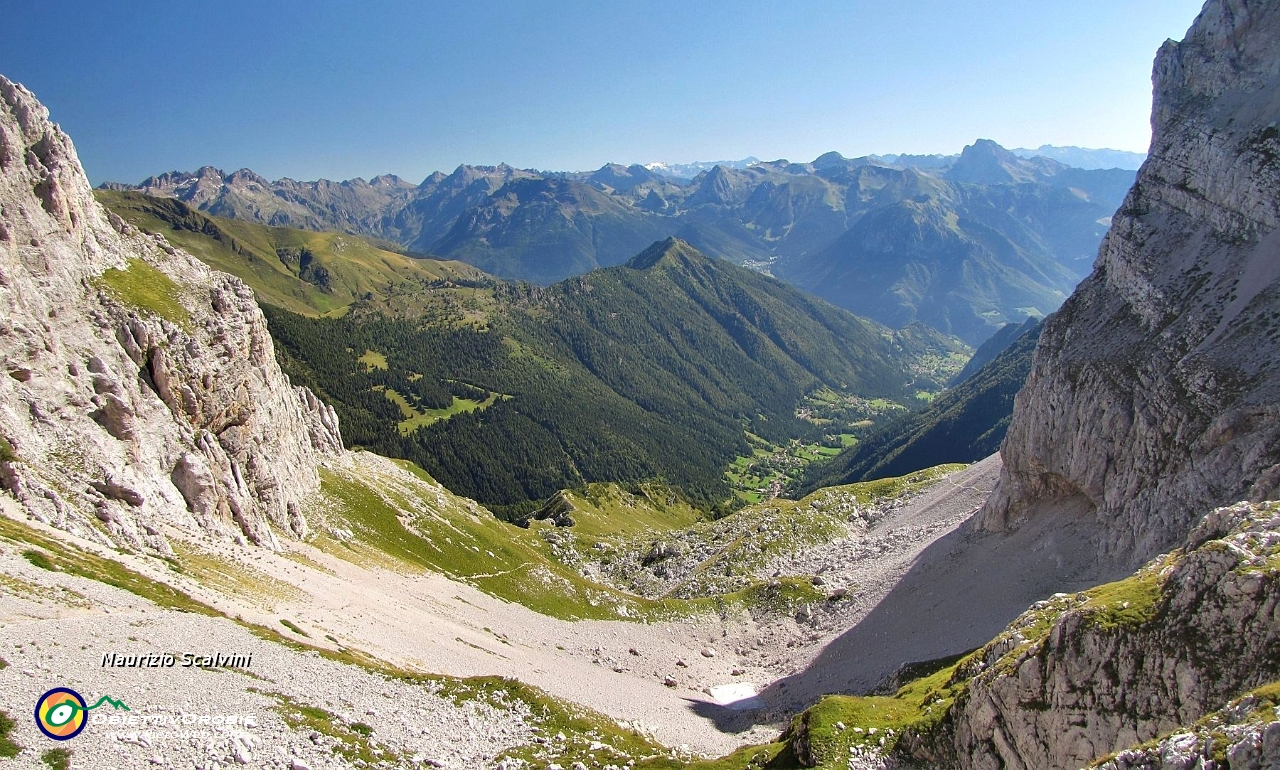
[948,500,1280,769]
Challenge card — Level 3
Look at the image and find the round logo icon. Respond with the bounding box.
[34,688,87,740]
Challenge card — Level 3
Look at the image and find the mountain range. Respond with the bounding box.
[878,144,1147,171]
[105,140,1135,344]
[642,156,760,178]
[101,185,972,518]
[1009,145,1146,170]
[4,1,1280,767]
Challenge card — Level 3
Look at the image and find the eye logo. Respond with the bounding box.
[35,688,87,740]
[34,688,130,740]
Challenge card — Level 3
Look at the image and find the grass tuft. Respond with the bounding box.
[1079,563,1166,630]
[0,711,19,758]
[279,619,310,637]
[96,258,191,328]
[22,548,54,571]
[41,748,71,770]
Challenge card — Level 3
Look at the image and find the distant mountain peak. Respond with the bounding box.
[643,157,760,179]
[812,150,847,165]
[589,162,659,191]
[947,138,1062,185]
[957,138,1019,165]
[624,237,703,271]
[226,168,269,186]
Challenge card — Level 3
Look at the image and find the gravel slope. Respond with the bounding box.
[0,455,1127,767]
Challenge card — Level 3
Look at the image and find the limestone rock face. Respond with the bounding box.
[1094,693,1280,770]
[0,76,341,552]
[979,0,1280,566]
[946,500,1280,769]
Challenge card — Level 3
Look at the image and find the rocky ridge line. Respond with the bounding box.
[939,499,1280,769]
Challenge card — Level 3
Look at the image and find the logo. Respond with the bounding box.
[34,688,130,740]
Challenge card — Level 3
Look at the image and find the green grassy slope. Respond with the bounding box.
[96,190,489,317]
[533,482,705,539]
[265,239,967,517]
[308,453,838,621]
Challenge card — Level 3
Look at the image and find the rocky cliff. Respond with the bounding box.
[943,500,1280,769]
[1093,684,1280,769]
[979,0,1280,567]
[0,75,341,553]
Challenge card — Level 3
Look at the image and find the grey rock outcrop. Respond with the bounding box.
[0,75,341,552]
[942,500,1280,769]
[1094,690,1280,769]
[979,0,1280,567]
[518,490,577,528]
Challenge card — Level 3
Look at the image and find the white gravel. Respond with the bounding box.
[0,454,1093,768]
[0,546,535,769]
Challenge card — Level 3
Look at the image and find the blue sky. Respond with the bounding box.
[3,1,1206,185]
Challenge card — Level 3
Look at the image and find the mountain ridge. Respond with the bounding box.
[105,142,1133,343]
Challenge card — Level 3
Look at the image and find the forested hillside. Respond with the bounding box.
[265,239,967,518]
[99,191,972,517]
[802,319,1042,492]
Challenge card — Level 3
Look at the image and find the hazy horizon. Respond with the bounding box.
[4,1,1202,185]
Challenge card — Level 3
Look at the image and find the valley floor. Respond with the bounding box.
[0,454,1129,767]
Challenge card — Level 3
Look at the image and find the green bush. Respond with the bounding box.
[0,711,20,758]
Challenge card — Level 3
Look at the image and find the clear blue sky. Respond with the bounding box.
[3,1,1206,185]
